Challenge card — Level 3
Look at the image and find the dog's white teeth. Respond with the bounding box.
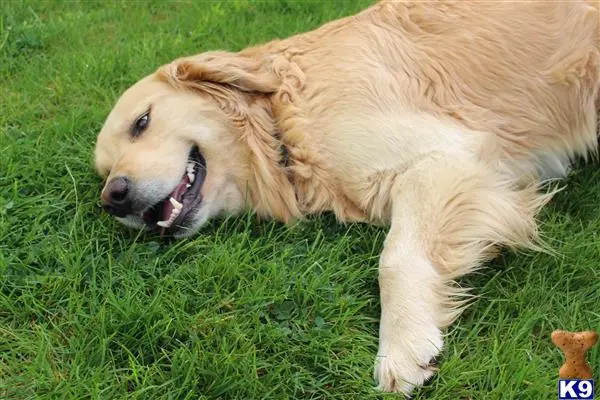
[186,162,195,174]
[162,167,193,229]
[157,206,181,228]
[157,219,170,228]
[169,197,183,210]
[157,199,184,229]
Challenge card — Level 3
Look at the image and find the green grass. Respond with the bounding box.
[1,1,599,399]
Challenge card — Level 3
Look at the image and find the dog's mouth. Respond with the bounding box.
[142,146,206,235]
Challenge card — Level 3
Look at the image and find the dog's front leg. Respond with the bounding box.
[372,155,547,394]
[374,198,444,395]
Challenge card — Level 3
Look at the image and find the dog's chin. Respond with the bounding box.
[170,207,211,238]
[116,215,146,230]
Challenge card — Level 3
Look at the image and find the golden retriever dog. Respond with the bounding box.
[94,0,599,394]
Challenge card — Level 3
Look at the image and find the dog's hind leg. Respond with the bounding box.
[373,154,551,394]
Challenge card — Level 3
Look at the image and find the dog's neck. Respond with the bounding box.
[205,85,303,222]
[226,78,369,225]
[240,93,303,222]
[194,75,363,224]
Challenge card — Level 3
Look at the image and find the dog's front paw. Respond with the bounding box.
[373,327,443,395]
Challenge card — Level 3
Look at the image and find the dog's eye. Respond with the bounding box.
[132,112,150,137]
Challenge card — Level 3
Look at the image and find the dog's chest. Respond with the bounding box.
[285,109,480,223]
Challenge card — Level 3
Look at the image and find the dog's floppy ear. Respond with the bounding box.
[161,51,280,93]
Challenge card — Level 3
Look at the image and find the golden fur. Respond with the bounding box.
[95,0,599,394]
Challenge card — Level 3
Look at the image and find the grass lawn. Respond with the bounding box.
[1,1,599,399]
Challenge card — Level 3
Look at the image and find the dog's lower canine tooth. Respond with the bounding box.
[158,208,179,228]
[187,172,195,183]
[169,197,183,209]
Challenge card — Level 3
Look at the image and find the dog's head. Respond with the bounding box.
[94,52,297,237]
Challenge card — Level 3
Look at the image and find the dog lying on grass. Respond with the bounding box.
[94,0,599,394]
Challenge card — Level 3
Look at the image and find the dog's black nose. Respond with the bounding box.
[101,176,132,217]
